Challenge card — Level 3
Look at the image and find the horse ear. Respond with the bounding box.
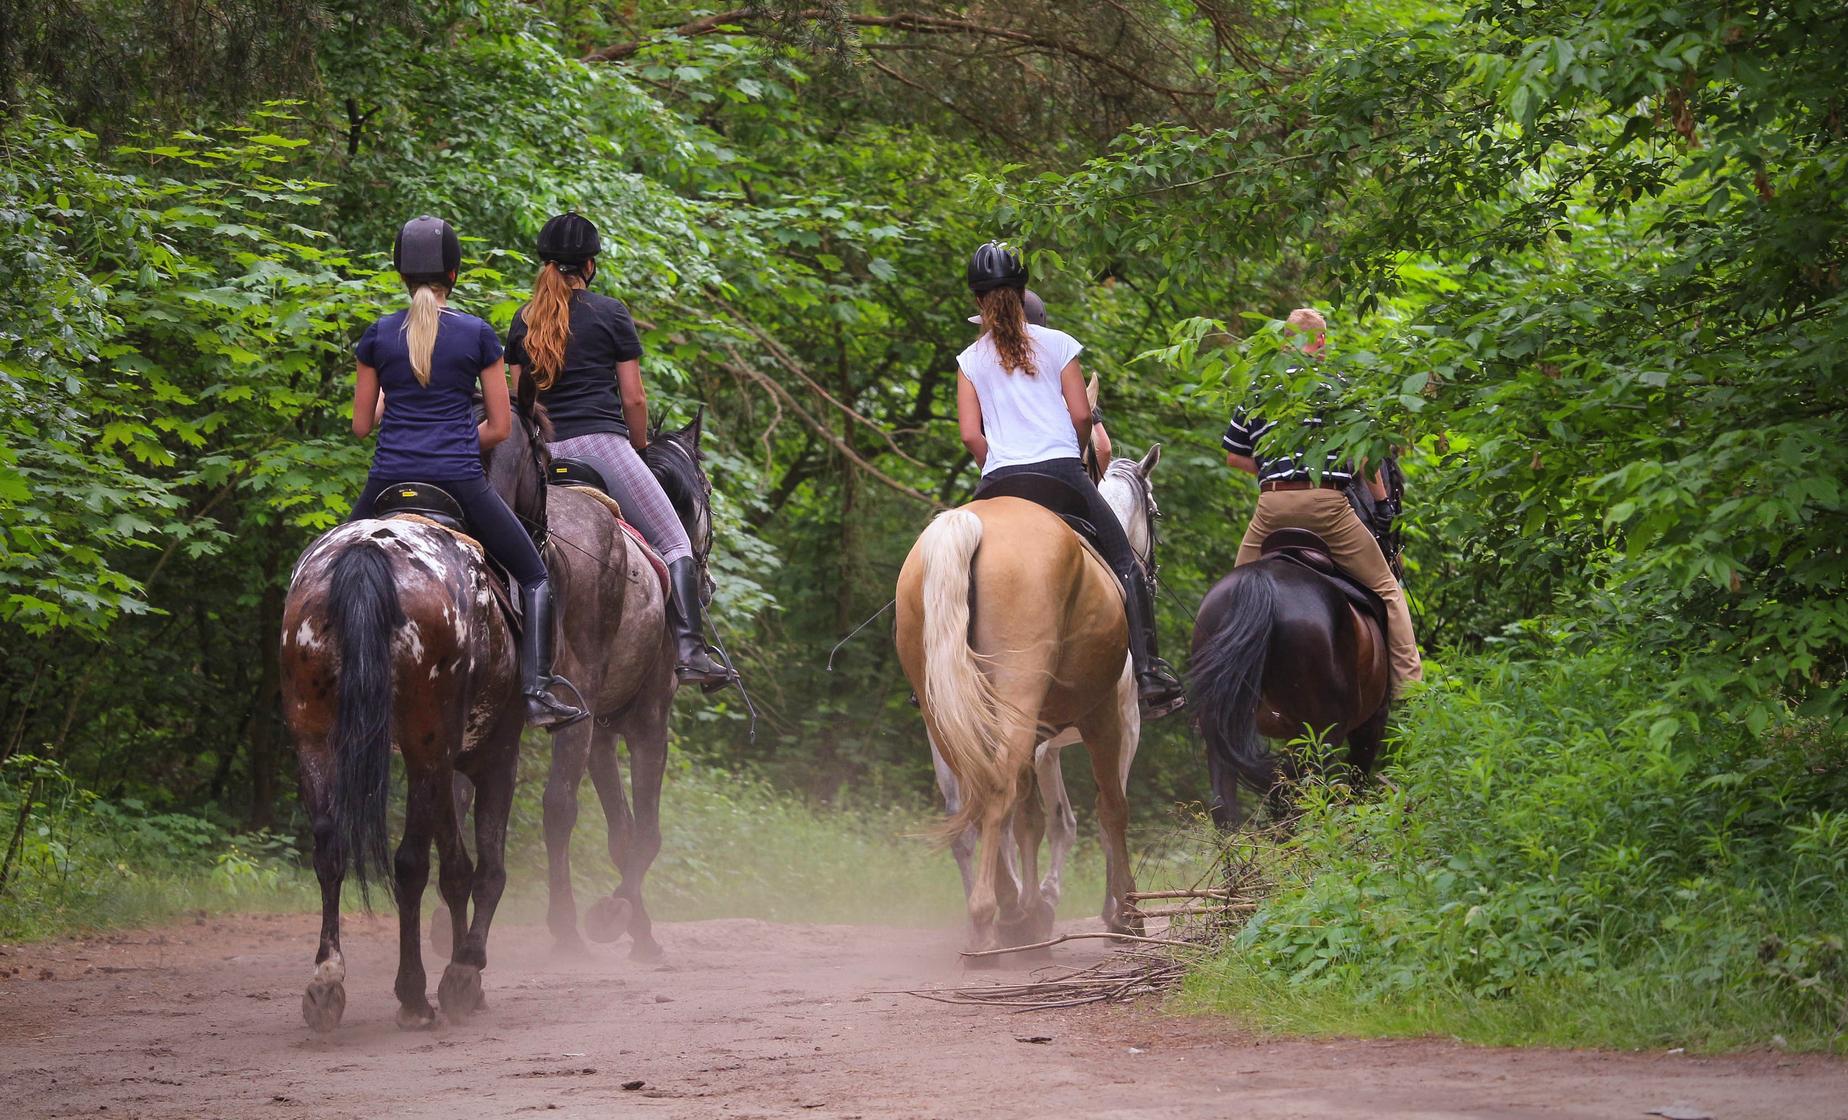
[1086,374,1100,410]
[1137,443,1161,477]
[689,404,705,445]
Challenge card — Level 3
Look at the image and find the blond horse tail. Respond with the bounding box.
[917,508,1019,844]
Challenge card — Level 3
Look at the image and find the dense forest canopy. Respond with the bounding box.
[0,0,1841,824]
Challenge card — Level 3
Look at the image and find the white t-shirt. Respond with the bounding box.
[958,324,1084,476]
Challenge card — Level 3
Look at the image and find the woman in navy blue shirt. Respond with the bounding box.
[349,215,585,729]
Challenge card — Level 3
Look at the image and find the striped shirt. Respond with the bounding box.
[1222,370,1355,485]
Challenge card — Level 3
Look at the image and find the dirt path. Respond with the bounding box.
[0,913,1841,1119]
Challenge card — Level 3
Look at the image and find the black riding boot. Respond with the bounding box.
[1123,572,1185,718]
[519,580,588,729]
[668,558,737,692]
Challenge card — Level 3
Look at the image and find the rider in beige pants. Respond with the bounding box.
[1233,486,1423,690]
[1224,308,1423,693]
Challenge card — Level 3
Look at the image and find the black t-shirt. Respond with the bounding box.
[506,290,645,441]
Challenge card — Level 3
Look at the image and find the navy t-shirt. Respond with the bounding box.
[356,307,503,480]
[505,290,645,441]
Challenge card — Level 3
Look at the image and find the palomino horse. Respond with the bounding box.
[280,427,539,1031]
[1189,545,1391,828]
[931,448,1162,942]
[897,452,1156,956]
[526,412,715,961]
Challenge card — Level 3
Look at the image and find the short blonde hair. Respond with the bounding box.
[1285,307,1326,334]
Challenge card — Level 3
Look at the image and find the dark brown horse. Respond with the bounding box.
[280,417,544,1031]
[1189,544,1391,828]
[521,415,717,961]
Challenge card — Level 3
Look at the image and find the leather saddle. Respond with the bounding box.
[548,457,608,492]
[371,481,519,629]
[374,481,468,534]
[973,471,1100,548]
[1259,528,1389,634]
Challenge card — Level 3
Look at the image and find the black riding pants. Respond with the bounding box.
[978,457,1139,585]
[350,473,548,587]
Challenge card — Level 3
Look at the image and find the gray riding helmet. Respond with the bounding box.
[967,287,1048,327]
[392,215,461,276]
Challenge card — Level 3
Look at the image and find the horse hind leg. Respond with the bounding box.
[431,774,477,1018]
[931,734,978,899]
[430,772,472,961]
[443,726,520,1020]
[392,769,441,1029]
[1034,736,1079,937]
[1001,767,1050,952]
[605,713,668,961]
[583,726,638,948]
[300,769,347,1033]
[1077,707,1141,936]
[542,721,595,954]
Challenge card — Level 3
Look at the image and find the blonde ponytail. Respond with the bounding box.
[402,283,443,386]
[522,264,577,390]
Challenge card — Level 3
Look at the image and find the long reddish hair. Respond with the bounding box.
[521,264,578,389]
[978,286,1035,375]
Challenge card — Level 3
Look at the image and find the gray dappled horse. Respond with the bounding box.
[930,446,1162,947]
[530,410,714,960]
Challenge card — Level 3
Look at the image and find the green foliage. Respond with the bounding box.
[0,755,310,939]
[1184,641,1848,1050]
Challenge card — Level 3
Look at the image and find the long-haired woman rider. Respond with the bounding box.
[504,212,736,689]
[349,215,587,729]
[957,241,1184,716]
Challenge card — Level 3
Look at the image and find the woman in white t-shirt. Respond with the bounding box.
[956,242,1184,716]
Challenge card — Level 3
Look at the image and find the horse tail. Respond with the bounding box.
[326,540,404,903]
[1190,565,1278,793]
[916,509,1019,843]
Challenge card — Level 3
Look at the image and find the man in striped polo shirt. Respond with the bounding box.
[1223,308,1423,691]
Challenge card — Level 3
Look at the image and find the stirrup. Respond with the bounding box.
[1137,664,1186,720]
[526,675,589,729]
[676,645,738,693]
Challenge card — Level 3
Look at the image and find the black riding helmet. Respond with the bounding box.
[537,211,601,265]
[393,215,461,276]
[967,240,1028,294]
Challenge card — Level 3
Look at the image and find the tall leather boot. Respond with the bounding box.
[1123,571,1185,718]
[668,558,738,692]
[519,580,588,729]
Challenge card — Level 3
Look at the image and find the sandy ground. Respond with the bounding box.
[0,912,1843,1119]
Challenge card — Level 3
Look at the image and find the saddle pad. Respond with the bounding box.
[618,520,671,598]
[558,484,668,597]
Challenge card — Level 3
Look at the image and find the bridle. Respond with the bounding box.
[1103,458,1161,587]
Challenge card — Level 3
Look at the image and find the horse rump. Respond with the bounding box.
[326,540,404,902]
[1189,565,1279,794]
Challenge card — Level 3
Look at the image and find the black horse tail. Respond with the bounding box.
[1189,566,1279,793]
[326,540,404,903]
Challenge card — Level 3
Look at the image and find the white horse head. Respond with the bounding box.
[1098,444,1162,565]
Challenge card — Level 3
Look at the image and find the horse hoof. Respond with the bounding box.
[628,938,664,963]
[300,980,345,1033]
[430,906,453,958]
[396,1003,438,1031]
[585,896,632,943]
[438,963,484,1021]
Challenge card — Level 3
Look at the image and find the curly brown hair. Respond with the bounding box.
[520,263,579,390]
[977,286,1035,375]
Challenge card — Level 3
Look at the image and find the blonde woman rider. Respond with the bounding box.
[348,215,587,729]
[957,242,1184,717]
[504,212,736,689]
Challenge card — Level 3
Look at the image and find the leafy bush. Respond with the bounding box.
[0,755,309,939]
[1183,635,1848,1051]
